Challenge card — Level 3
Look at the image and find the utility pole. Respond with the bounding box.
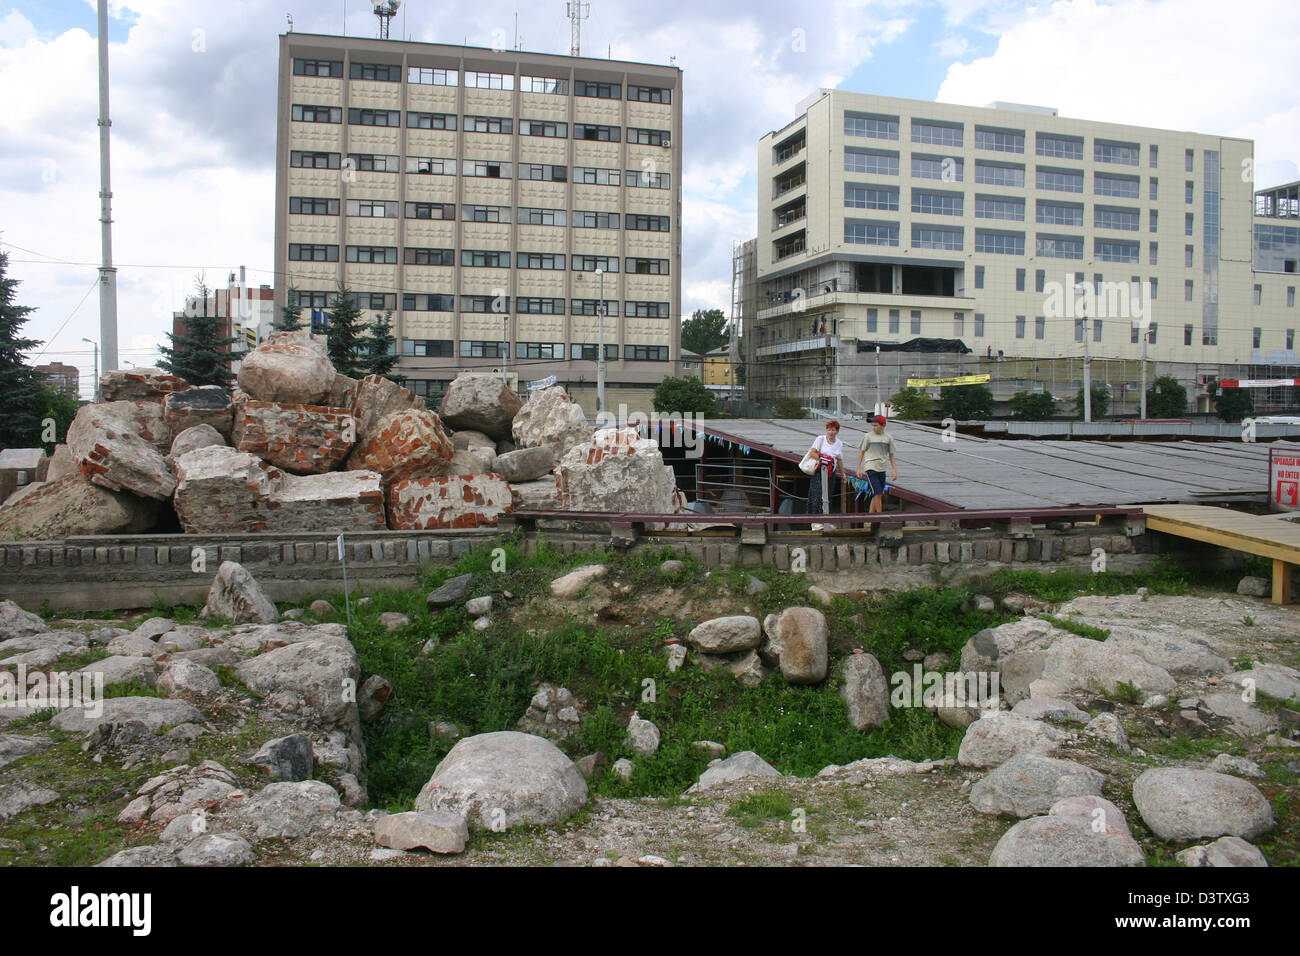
[1076,281,1091,423]
[82,338,99,403]
[1139,323,1149,419]
[595,268,606,413]
[96,0,118,377]
[502,313,509,386]
[874,345,882,414]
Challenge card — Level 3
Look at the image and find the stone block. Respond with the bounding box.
[234,401,355,475]
[388,474,514,530]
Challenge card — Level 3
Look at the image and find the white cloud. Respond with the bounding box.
[934,35,970,57]
[0,10,37,47]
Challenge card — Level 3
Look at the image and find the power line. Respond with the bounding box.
[32,278,100,362]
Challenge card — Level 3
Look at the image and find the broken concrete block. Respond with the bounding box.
[0,472,158,539]
[345,408,454,488]
[555,427,681,514]
[512,386,592,457]
[99,367,190,403]
[266,471,387,532]
[66,403,176,500]
[350,375,426,444]
[173,445,280,533]
[389,474,513,529]
[233,401,355,475]
[163,386,235,440]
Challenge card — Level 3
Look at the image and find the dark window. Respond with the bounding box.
[288,243,338,262]
[403,248,454,266]
[627,214,670,231]
[575,80,621,98]
[460,250,511,268]
[627,85,671,103]
[345,246,397,264]
[574,123,620,142]
[293,59,342,77]
[402,294,455,312]
[289,197,339,215]
[626,257,670,275]
[404,202,456,220]
[407,111,456,130]
[349,62,401,82]
[348,108,400,127]
[292,104,341,123]
[289,151,340,169]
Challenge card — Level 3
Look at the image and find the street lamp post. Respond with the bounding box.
[595,268,606,413]
[82,337,99,403]
[1139,323,1150,420]
[502,314,509,386]
[1076,282,1092,423]
[874,345,881,415]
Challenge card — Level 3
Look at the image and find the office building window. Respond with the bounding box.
[349,62,400,81]
[289,150,340,169]
[1185,148,1194,171]
[518,163,568,182]
[1253,327,1262,348]
[520,75,567,94]
[289,290,330,310]
[571,343,619,360]
[1015,315,1026,338]
[570,300,619,316]
[573,166,620,185]
[867,308,878,333]
[889,309,900,333]
[845,148,899,175]
[401,339,454,357]
[405,202,455,220]
[572,210,620,229]
[403,247,454,266]
[402,294,455,312]
[288,243,337,262]
[628,127,671,147]
[974,313,985,337]
[626,257,670,275]
[1184,324,1193,346]
[572,255,619,272]
[1185,244,1194,267]
[1095,205,1140,231]
[294,59,343,77]
[1150,209,1158,232]
[911,120,963,147]
[627,169,670,189]
[910,310,922,334]
[1016,268,1026,291]
[627,213,670,231]
[1185,279,1194,301]
[1150,242,1158,265]
[975,127,1024,153]
[1288,328,1296,349]
[912,225,962,250]
[912,155,963,181]
[408,67,457,86]
[846,184,900,210]
[345,245,397,264]
[1095,140,1140,165]
[1149,278,1158,299]
[346,153,399,172]
[517,252,566,270]
[845,220,899,246]
[406,156,455,175]
[515,342,565,359]
[1289,287,1296,308]
[627,84,672,103]
[459,340,509,358]
[292,104,341,124]
[912,190,963,216]
[461,204,511,223]
[974,161,1025,187]
[1037,167,1083,192]
[1094,319,1103,341]
[627,346,669,361]
[625,301,670,318]
[464,71,514,89]
[974,266,984,289]
[573,123,620,142]
[1075,319,1085,343]
[1036,234,1084,259]
[1036,133,1084,160]
[289,197,339,215]
[515,297,566,314]
[349,108,400,127]
[519,119,567,137]
[574,80,620,98]
[1035,269,1046,293]
[407,111,456,130]
[1185,180,1195,204]
[974,230,1024,255]
[1150,177,1159,200]
[464,115,513,134]
[346,199,397,218]
[954,312,965,336]
[1095,173,1140,198]
[460,249,510,268]
[1185,213,1194,235]
[461,159,510,178]
[845,112,898,139]
[1035,316,1046,339]
[1254,284,1262,305]
[975,195,1024,220]
[1036,201,1083,226]
[1149,145,1158,167]
[1096,239,1140,263]
[460,295,509,313]
[517,206,566,226]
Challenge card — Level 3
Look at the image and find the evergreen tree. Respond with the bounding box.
[360,310,400,380]
[0,251,53,448]
[276,286,306,333]
[157,275,243,386]
[324,286,365,378]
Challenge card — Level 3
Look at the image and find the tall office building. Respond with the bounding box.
[275,33,682,414]
[752,91,1299,414]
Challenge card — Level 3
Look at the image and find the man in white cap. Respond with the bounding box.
[855,415,898,514]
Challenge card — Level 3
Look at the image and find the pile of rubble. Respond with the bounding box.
[0,331,687,539]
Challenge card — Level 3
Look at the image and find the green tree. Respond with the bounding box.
[1214,387,1254,422]
[680,308,729,356]
[888,386,935,420]
[359,310,400,380]
[774,395,807,419]
[324,287,365,378]
[0,251,49,449]
[653,376,716,416]
[1073,383,1111,419]
[1145,375,1188,418]
[36,385,80,453]
[158,275,243,386]
[1010,390,1057,420]
[276,286,306,333]
[939,384,994,420]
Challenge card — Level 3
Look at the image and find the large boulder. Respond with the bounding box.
[686,616,761,654]
[373,810,468,854]
[66,403,176,500]
[959,617,1061,673]
[492,446,556,483]
[99,367,190,403]
[555,427,683,514]
[45,444,76,482]
[957,713,1065,768]
[233,401,356,475]
[512,386,592,455]
[1004,636,1176,702]
[388,474,513,530]
[50,696,202,734]
[767,607,828,684]
[201,561,279,624]
[1132,768,1274,841]
[439,374,523,440]
[173,447,279,533]
[163,387,235,440]
[350,375,426,443]
[840,653,890,730]
[0,473,157,539]
[235,635,361,740]
[1176,836,1269,868]
[1103,626,1231,678]
[0,600,48,640]
[235,780,342,839]
[237,330,335,405]
[267,471,387,532]
[413,731,588,830]
[687,751,781,792]
[345,408,454,487]
[168,424,227,461]
[989,799,1145,867]
[969,753,1105,817]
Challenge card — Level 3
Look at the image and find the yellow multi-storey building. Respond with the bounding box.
[750,91,1300,415]
[274,33,682,414]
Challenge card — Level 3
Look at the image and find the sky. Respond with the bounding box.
[1,0,1298,400]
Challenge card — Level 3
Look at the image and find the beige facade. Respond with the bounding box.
[275,34,682,412]
[752,91,1300,414]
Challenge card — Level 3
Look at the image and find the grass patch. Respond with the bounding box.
[726,791,795,828]
[1038,614,1110,641]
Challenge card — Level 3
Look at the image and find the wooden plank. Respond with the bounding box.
[1273,559,1293,606]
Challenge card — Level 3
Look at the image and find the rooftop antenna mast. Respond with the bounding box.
[95,0,118,381]
[373,0,400,39]
[566,1,589,56]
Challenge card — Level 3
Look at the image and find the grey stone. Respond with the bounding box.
[427,573,473,608]
[236,780,342,839]
[957,713,1065,768]
[1176,836,1268,868]
[728,650,767,687]
[840,653,890,731]
[1132,768,1275,841]
[1236,576,1270,597]
[0,780,60,819]
[990,813,1144,866]
[1104,626,1231,678]
[659,560,685,576]
[769,607,828,684]
[492,446,556,483]
[78,655,158,689]
[378,612,410,632]
[1082,712,1131,752]
[235,636,360,738]
[177,832,254,867]
[1208,753,1265,778]
[970,753,1105,818]
[692,740,726,759]
[250,733,314,782]
[612,757,634,779]
[201,562,279,624]
[51,697,202,734]
[0,600,48,640]
[465,596,493,618]
[374,810,468,854]
[1200,693,1280,737]
[1226,666,1300,702]
[96,845,178,867]
[1036,636,1176,697]
[626,714,661,756]
[687,615,761,654]
[549,565,607,599]
[687,751,781,792]
[415,731,588,830]
[156,660,221,697]
[0,733,51,770]
[1011,697,1090,723]
[358,675,392,723]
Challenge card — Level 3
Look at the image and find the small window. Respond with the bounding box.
[974,266,984,290]
[1254,284,1262,305]
[1015,268,1025,292]
[1015,315,1026,339]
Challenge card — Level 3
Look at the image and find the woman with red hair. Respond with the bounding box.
[804,420,843,530]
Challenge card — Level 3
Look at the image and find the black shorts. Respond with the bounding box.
[864,470,886,496]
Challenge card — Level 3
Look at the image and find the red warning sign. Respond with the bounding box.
[1270,448,1300,512]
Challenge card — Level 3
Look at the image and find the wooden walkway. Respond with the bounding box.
[1143,505,1300,604]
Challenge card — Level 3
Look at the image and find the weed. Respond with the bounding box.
[1113,681,1142,705]
[1038,614,1110,641]
[726,791,794,828]
[1242,615,1255,627]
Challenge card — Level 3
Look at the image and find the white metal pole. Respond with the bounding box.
[83,338,99,403]
[96,0,118,376]
[596,268,606,413]
[502,314,509,386]
[1140,328,1148,419]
